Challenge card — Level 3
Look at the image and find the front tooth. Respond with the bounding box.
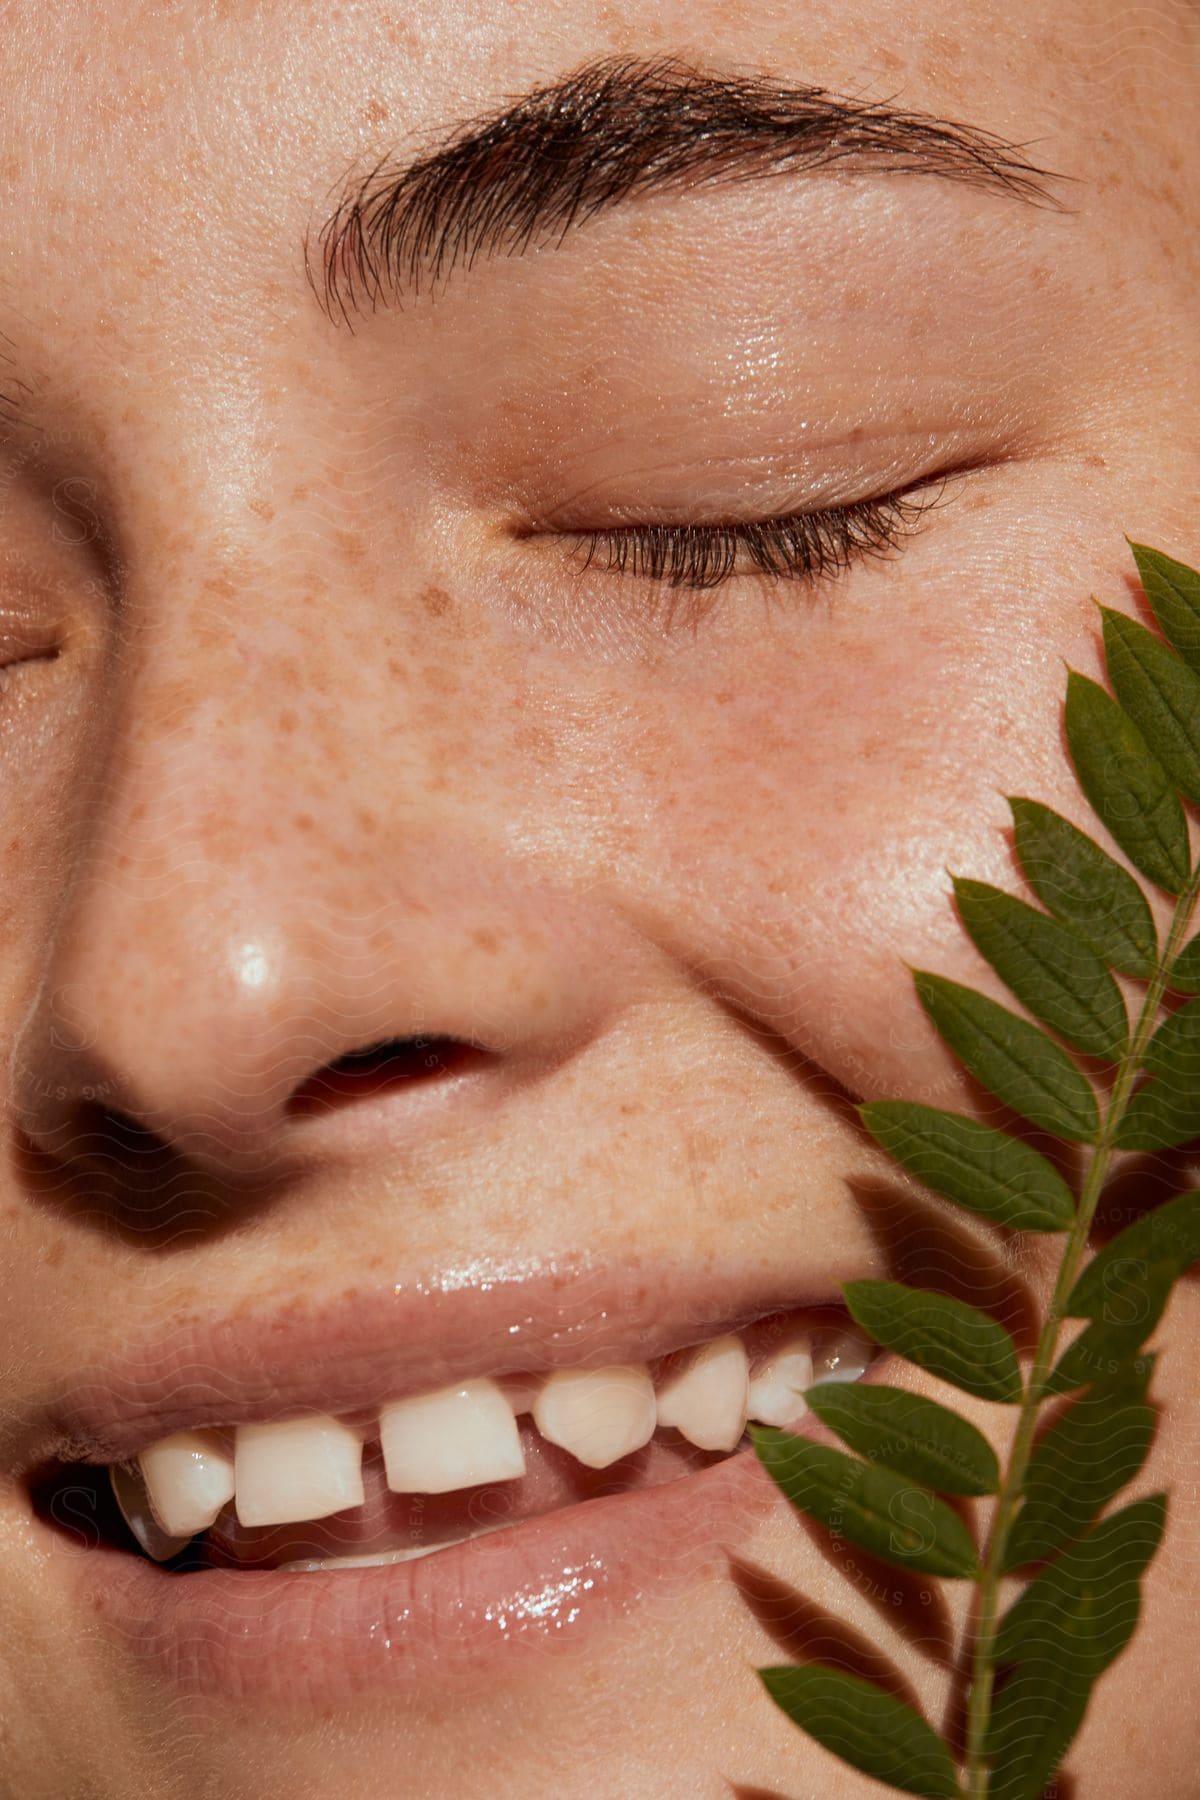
[110,1461,194,1562]
[532,1365,656,1469]
[655,1334,749,1451]
[139,1430,235,1538]
[381,1378,526,1494]
[748,1338,814,1428]
[234,1415,364,1527]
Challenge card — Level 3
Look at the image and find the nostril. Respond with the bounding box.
[285,1037,490,1119]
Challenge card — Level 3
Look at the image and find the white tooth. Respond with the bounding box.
[138,1430,235,1538]
[234,1415,364,1527]
[381,1378,525,1494]
[532,1364,657,1469]
[279,1522,509,1572]
[813,1324,874,1386]
[748,1338,814,1428]
[109,1461,193,1562]
[655,1334,749,1452]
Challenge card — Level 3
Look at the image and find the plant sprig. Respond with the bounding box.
[750,540,1200,1799]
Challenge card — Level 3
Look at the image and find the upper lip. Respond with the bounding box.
[13,1252,865,1477]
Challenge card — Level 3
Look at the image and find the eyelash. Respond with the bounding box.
[567,478,948,600]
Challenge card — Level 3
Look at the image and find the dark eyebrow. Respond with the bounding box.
[308,53,1074,327]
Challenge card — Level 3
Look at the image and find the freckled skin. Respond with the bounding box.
[0,2,1199,1796]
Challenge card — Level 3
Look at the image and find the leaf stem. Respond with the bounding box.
[962,861,1200,1797]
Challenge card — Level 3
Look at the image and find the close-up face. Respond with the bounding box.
[1,2,1198,1795]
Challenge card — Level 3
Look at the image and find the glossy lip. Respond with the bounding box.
[59,1441,782,1705]
[19,1255,870,1706]
[16,1253,867,1473]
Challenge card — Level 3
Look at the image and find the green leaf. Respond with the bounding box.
[1113,1081,1200,1151]
[1101,606,1200,804]
[843,1280,1023,1404]
[1064,669,1190,895]
[750,1430,980,1577]
[914,971,1099,1142]
[1047,1262,1175,1394]
[985,1498,1167,1800]
[952,879,1128,1060]
[1067,1190,1200,1317]
[1166,933,1200,994]
[1008,797,1157,978]
[759,1665,963,1799]
[859,1101,1074,1233]
[804,1381,1000,1496]
[1129,540,1200,675]
[994,1493,1167,1666]
[985,1646,1096,1800]
[1116,999,1200,1149]
[1002,1386,1156,1572]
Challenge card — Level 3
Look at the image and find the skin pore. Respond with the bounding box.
[1,0,1199,1795]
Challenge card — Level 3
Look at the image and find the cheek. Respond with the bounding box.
[612,570,1124,1105]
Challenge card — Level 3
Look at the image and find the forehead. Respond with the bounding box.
[0,0,1188,227]
[0,0,1195,444]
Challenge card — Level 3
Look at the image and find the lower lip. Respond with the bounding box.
[74,1445,780,1706]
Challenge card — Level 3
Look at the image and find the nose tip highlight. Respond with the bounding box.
[9,866,627,1211]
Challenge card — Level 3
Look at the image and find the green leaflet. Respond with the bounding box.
[951,879,1128,1060]
[913,971,1099,1142]
[1047,1262,1175,1394]
[985,1499,1166,1800]
[1101,607,1200,805]
[1008,796,1157,978]
[1064,669,1190,894]
[994,1493,1167,1666]
[1129,539,1200,674]
[1166,932,1200,993]
[843,1280,1023,1404]
[1066,1190,1200,1317]
[749,1431,980,1578]
[985,1640,1103,1800]
[858,1101,1074,1233]
[1115,1000,1200,1149]
[759,1666,963,1800]
[804,1382,1000,1496]
[1002,1383,1156,1572]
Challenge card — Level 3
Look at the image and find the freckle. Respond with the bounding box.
[248,497,275,521]
[471,927,500,953]
[336,528,366,563]
[291,483,310,503]
[355,807,378,835]
[364,97,389,124]
[292,813,314,832]
[1084,454,1106,469]
[277,710,298,735]
[421,585,453,617]
[715,690,734,706]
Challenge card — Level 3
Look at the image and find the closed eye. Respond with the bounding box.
[559,471,960,624]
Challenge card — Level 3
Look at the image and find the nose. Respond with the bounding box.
[9,576,616,1195]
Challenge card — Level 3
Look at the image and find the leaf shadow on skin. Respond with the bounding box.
[1092,1144,1200,1245]
[730,1547,952,1697]
[847,1176,1040,1353]
[725,1784,794,1800]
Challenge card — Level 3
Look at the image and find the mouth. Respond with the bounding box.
[22,1265,877,1705]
